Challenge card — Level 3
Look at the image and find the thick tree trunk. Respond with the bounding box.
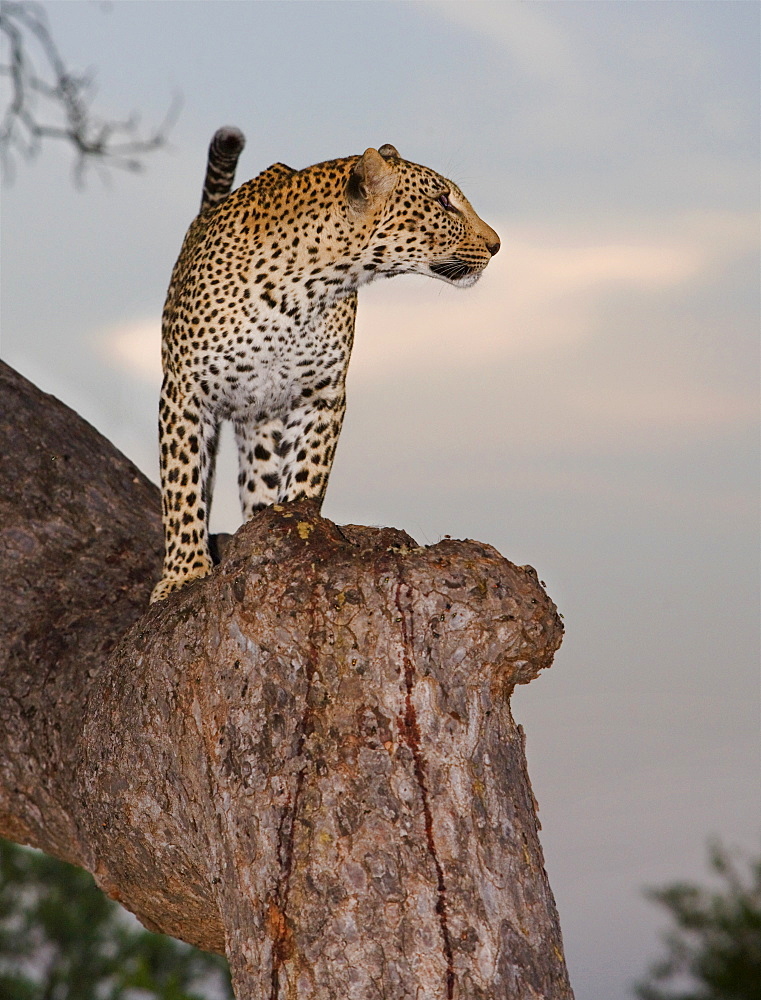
[0,361,573,999]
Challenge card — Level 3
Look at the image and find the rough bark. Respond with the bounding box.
[0,360,573,999]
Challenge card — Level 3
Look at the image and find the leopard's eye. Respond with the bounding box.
[436,192,455,212]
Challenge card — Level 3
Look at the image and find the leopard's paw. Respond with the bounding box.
[150,567,209,604]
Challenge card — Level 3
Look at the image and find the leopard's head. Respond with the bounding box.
[345,145,500,288]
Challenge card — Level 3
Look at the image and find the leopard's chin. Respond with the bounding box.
[455,271,482,289]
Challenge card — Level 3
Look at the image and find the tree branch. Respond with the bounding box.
[0,361,574,999]
[0,0,179,182]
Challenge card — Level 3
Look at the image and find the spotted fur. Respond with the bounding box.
[151,130,500,602]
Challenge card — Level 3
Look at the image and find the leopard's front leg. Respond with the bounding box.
[280,392,347,504]
[233,391,347,523]
[151,373,219,603]
[234,295,354,518]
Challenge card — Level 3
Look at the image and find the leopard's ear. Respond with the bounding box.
[346,148,397,211]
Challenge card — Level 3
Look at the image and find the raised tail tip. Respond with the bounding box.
[210,126,246,158]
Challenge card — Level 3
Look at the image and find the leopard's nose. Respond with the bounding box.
[487,241,501,257]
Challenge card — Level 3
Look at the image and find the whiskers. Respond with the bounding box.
[429,256,484,284]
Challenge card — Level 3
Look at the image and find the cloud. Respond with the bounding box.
[351,210,755,378]
[98,318,162,384]
[355,234,697,368]
[574,384,757,435]
[427,0,580,86]
[97,209,757,453]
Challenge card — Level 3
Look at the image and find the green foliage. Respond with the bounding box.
[0,837,233,1000]
[635,841,761,1000]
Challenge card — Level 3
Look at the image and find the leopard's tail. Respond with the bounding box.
[200,126,246,212]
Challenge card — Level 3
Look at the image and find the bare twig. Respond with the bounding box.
[0,0,179,182]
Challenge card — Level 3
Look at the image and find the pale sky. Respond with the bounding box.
[1,3,759,998]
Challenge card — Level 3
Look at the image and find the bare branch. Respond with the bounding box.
[0,0,179,182]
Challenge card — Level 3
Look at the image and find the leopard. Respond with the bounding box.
[151,126,500,602]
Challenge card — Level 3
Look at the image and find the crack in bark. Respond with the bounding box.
[269,603,321,999]
[394,578,455,1000]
